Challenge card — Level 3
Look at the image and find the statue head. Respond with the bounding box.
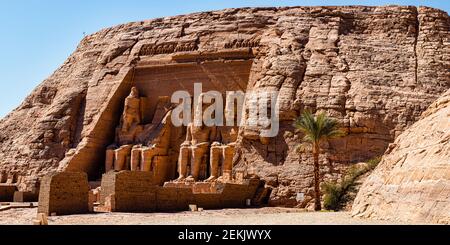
[130,87,139,98]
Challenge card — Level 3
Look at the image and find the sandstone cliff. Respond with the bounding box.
[352,89,450,224]
[0,6,448,207]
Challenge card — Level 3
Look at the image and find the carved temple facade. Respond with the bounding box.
[102,45,258,187]
[105,86,243,186]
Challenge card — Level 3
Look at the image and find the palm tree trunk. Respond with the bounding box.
[313,145,322,211]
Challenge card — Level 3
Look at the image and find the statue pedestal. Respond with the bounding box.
[99,171,269,213]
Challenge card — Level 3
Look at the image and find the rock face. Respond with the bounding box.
[0,6,449,208]
[352,89,450,224]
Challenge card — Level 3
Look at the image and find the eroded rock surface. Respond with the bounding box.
[0,6,448,207]
[352,89,450,224]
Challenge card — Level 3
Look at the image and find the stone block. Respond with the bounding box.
[156,187,181,211]
[100,171,157,212]
[37,172,89,216]
[194,193,222,209]
[98,172,266,212]
[189,204,197,212]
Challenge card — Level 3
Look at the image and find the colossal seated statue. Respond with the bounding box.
[105,88,175,186]
[177,123,216,182]
[105,87,242,186]
[177,93,218,182]
[138,112,172,172]
[129,110,173,185]
[105,87,143,172]
[206,93,240,182]
[130,97,174,173]
[206,126,239,182]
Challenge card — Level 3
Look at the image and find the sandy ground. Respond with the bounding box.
[0,207,407,225]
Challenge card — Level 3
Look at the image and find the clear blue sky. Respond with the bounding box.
[0,0,448,118]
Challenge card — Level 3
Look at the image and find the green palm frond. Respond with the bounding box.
[293,110,345,145]
[294,111,317,142]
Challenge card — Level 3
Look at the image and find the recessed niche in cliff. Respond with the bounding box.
[68,57,254,181]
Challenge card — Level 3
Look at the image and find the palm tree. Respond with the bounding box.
[294,111,344,211]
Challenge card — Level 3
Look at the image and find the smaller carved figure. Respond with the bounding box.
[224,38,260,49]
[121,87,141,133]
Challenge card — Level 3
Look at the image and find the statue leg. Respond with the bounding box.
[114,145,132,171]
[141,147,155,172]
[222,145,235,180]
[188,145,208,181]
[176,146,190,180]
[206,145,221,182]
[142,147,167,172]
[114,149,124,171]
[131,147,141,171]
[105,148,115,173]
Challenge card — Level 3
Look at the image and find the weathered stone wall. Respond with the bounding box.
[100,171,157,212]
[0,6,448,207]
[352,89,450,224]
[37,172,89,215]
[100,171,262,212]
